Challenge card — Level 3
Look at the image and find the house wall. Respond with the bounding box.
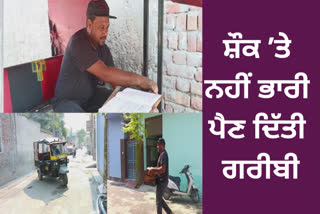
[107,113,124,179]
[0,114,17,187]
[96,114,105,176]
[162,113,202,198]
[142,113,162,169]
[15,115,43,178]
[0,115,43,187]
[48,0,90,54]
[105,0,159,83]
[141,113,202,198]
[162,1,202,112]
[39,129,54,139]
[3,0,51,67]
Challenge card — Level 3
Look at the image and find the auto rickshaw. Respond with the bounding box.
[33,138,69,186]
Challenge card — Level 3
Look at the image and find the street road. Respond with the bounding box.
[108,180,202,214]
[0,149,98,214]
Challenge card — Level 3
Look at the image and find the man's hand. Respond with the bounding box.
[87,60,159,94]
[147,169,154,176]
[139,76,158,94]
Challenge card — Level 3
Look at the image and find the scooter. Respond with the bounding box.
[163,165,200,203]
[96,193,107,214]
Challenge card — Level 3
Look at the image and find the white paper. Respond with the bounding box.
[99,88,161,113]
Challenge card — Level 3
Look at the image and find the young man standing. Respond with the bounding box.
[148,138,173,214]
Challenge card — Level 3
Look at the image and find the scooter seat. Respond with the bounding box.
[169,176,181,188]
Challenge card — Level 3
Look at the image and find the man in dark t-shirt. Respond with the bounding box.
[148,138,173,214]
[53,0,158,112]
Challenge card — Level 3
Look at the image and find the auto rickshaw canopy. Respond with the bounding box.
[34,138,67,145]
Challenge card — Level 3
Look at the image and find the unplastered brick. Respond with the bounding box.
[165,2,189,14]
[198,12,202,31]
[167,64,194,79]
[163,75,177,89]
[166,14,176,30]
[196,32,202,52]
[175,91,191,107]
[191,96,202,111]
[168,31,178,50]
[166,2,181,13]
[195,70,202,82]
[164,89,190,107]
[176,13,187,32]
[173,51,187,65]
[187,32,197,52]
[178,32,187,51]
[187,52,202,67]
[191,81,202,96]
[176,78,190,92]
[187,14,198,31]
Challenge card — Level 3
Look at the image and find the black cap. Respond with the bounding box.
[157,138,166,145]
[87,0,117,19]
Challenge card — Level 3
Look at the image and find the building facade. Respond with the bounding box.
[0,114,49,187]
[96,114,106,177]
[106,113,203,198]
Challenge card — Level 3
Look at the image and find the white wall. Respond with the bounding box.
[107,114,124,179]
[106,0,159,83]
[3,0,51,68]
[15,115,43,175]
[39,130,54,139]
[14,115,44,176]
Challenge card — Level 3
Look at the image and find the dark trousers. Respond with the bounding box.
[156,181,172,214]
[53,87,112,112]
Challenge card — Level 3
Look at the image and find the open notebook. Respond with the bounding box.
[98,88,162,113]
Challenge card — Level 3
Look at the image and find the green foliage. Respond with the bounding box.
[122,113,147,143]
[22,113,67,137]
[76,129,87,145]
[122,113,147,187]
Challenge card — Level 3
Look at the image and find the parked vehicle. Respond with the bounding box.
[163,165,199,203]
[66,146,74,155]
[96,193,107,214]
[33,138,69,186]
[73,147,76,158]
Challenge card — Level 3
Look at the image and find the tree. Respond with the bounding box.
[23,113,67,138]
[122,113,147,187]
[76,129,87,146]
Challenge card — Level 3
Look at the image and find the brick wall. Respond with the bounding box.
[0,114,44,187]
[163,1,202,112]
[0,114,17,187]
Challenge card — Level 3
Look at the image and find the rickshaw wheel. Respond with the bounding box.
[61,174,68,186]
[38,170,43,180]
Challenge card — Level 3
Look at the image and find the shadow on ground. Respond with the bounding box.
[168,197,202,212]
[23,176,68,204]
[108,181,202,213]
[109,181,155,194]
